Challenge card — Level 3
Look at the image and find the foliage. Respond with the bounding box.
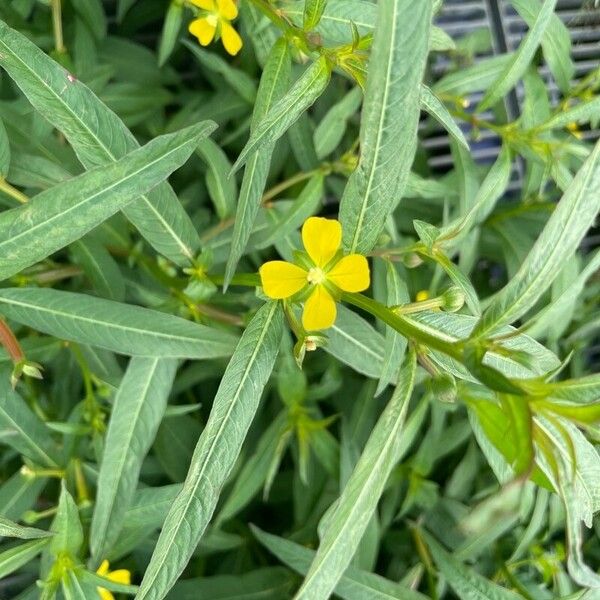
[0,0,599,598]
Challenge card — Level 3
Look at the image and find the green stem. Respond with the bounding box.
[262,169,319,203]
[51,0,66,54]
[0,178,29,204]
[342,292,463,360]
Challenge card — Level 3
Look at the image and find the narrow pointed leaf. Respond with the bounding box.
[0,516,52,540]
[90,358,178,561]
[137,302,284,600]
[0,123,214,282]
[0,372,60,468]
[478,0,557,111]
[0,538,51,580]
[420,85,469,151]
[224,39,291,287]
[295,351,416,599]
[339,0,433,254]
[0,288,238,359]
[0,20,203,264]
[231,56,330,173]
[473,139,600,337]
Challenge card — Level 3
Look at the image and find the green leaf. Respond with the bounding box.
[540,97,600,131]
[0,124,214,283]
[542,373,600,405]
[70,238,126,302]
[0,371,60,467]
[0,471,47,521]
[439,145,512,247]
[70,0,107,40]
[314,87,362,159]
[0,288,238,359]
[420,85,469,151]
[231,56,330,173]
[434,54,514,97]
[326,306,388,380]
[167,567,295,599]
[224,39,291,287]
[304,0,327,30]
[137,302,284,600]
[339,0,433,254]
[0,117,9,179]
[61,570,95,600]
[257,172,324,248]
[0,516,52,539]
[196,138,237,220]
[295,350,416,599]
[158,1,184,66]
[90,358,178,561]
[375,260,408,396]
[49,482,83,557]
[252,526,428,600]
[0,21,203,265]
[215,412,288,525]
[183,40,257,104]
[509,0,574,93]
[78,568,138,595]
[0,538,51,580]
[478,0,557,111]
[472,139,600,337]
[424,531,522,600]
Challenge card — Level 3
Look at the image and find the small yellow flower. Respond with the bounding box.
[188,0,242,56]
[259,217,370,331]
[96,560,131,600]
[415,290,429,302]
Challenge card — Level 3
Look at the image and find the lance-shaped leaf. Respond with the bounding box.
[0,20,203,265]
[253,526,428,600]
[420,85,469,151]
[137,302,284,600]
[0,288,238,359]
[0,123,214,283]
[0,516,53,540]
[539,97,600,132]
[90,358,178,562]
[472,139,600,338]
[510,0,574,93]
[424,531,522,600]
[295,350,416,599]
[0,370,60,468]
[231,56,330,173]
[339,0,432,254]
[478,0,557,111]
[0,538,51,580]
[224,39,291,287]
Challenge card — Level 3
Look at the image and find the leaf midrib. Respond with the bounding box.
[138,302,278,597]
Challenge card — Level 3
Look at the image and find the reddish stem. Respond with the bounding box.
[0,318,24,363]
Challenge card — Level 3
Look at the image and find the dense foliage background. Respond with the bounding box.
[0,0,599,598]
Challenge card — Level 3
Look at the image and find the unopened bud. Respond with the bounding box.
[441,286,465,312]
[430,373,457,403]
[403,253,423,269]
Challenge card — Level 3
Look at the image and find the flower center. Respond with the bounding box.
[306,267,326,285]
[206,13,218,26]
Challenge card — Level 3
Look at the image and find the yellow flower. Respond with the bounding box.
[188,0,242,56]
[96,560,131,600]
[259,217,370,331]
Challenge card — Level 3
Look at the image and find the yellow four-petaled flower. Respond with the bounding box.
[188,0,242,56]
[260,217,370,331]
[96,560,131,600]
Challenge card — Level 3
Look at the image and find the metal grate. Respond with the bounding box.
[426,0,600,189]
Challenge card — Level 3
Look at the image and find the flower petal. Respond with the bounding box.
[97,588,115,600]
[190,0,216,10]
[217,0,238,20]
[96,560,110,577]
[302,217,341,268]
[259,261,307,299]
[220,21,243,56]
[107,569,132,585]
[302,285,336,330]
[189,17,217,46]
[327,254,370,292]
